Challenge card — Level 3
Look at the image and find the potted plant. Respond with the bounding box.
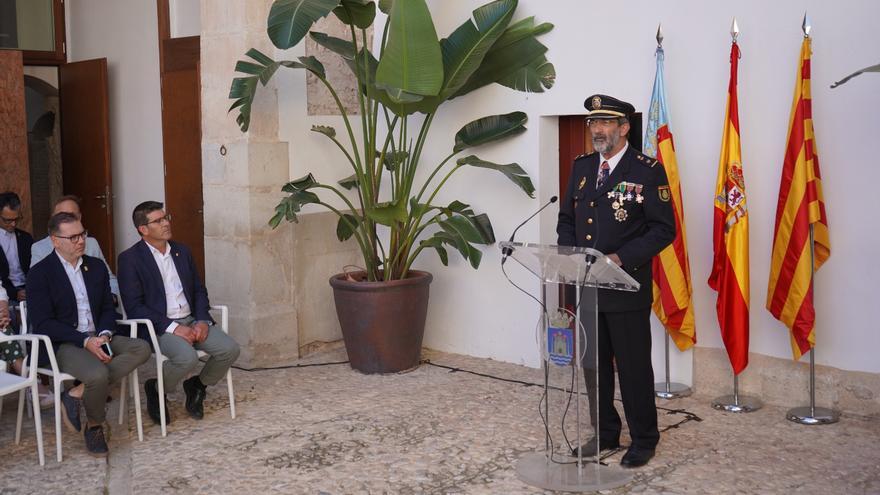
[229,0,555,373]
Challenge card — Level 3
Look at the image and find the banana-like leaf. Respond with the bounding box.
[366,200,408,226]
[496,55,555,92]
[333,0,376,28]
[454,111,527,152]
[269,189,322,228]
[229,50,325,131]
[491,16,553,51]
[457,155,535,198]
[375,0,443,98]
[311,125,337,138]
[377,0,393,14]
[310,31,356,60]
[436,0,516,101]
[436,219,483,269]
[336,213,360,241]
[383,150,408,171]
[453,36,548,97]
[268,0,341,49]
[337,173,359,190]
[470,213,495,243]
[419,236,449,266]
[282,173,319,192]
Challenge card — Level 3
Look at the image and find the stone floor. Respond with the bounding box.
[1,346,879,494]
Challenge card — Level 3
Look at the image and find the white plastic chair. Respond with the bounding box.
[19,301,143,462]
[118,304,235,437]
[0,333,45,466]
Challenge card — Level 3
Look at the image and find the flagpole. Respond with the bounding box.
[785,224,839,425]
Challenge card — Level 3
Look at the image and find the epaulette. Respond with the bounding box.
[634,152,659,168]
[574,151,598,160]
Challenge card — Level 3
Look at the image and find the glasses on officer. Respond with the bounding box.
[144,213,172,226]
[53,230,89,244]
[585,118,623,128]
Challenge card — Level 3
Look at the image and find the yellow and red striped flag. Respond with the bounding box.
[708,41,750,375]
[766,37,830,360]
[644,46,696,351]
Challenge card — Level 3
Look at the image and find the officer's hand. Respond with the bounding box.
[607,253,623,266]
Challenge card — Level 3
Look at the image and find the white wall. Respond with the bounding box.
[169,0,200,38]
[276,0,880,376]
[66,0,165,254]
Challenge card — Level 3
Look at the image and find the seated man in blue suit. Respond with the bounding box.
[27,212,151,457]
[118,201,239,425]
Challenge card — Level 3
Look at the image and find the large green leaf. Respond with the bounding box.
[453,36,547,97]
[336,213,361,241]
[337,173,359,190]
[374,0,443,99]
[268,0,341,49]
[282,173,319,192]
[310,32,356,60]
[377,0,393,14]
[453,111,527,152]
[437,218,484,269]
[333,0,376,28]
[496,55,555,92]
[366,200,408,226]
[420,236,450,266]
[436,0,516,101]
[229,50,325,131]
[269,189,321,227]
[457,155,535,198]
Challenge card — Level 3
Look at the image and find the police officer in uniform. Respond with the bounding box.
[557,94,676,468]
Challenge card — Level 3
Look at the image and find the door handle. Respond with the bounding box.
[94,194,107,200]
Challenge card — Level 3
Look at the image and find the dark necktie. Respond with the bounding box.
[597,161,610,189]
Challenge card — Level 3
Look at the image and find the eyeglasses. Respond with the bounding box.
[586,119,621,128]
[54,230,88,243]
[144,213,172,226]
[0,216,22,224]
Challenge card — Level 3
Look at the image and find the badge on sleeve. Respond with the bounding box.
[578,177,586,190]
[658,185,671,202]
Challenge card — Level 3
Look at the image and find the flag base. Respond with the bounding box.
[711,394,762,413]
[654,381,692,399]
[786,406,839,425]
[516,452,632,492]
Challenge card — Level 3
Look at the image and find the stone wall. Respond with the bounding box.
[0,50,32,233]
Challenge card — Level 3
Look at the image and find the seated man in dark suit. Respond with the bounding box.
[118,201,239,425]
[0,191,33,304]
[27,212,151,457]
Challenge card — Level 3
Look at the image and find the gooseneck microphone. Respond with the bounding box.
[501,196,559,264]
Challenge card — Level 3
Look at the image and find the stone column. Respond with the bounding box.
[200,0,297,366]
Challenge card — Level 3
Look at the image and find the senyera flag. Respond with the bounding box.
[766,37,830,360]
[644,45,696,351]
[708,41,749,375]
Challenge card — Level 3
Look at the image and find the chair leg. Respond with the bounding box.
[157,364,167,437]
[226,369,236,419]
[131,369,143,442]
[118,376,127,425]
[54,377,63,462]
[30,383,45,466]
[15,388,25,444]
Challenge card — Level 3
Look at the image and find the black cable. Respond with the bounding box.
[229,360,350,372]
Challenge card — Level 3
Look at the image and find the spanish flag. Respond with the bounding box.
[766,37,830,360]
[644,46,696,351]
[708,41,749,375]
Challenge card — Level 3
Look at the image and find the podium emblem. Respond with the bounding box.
[548,326,574,366]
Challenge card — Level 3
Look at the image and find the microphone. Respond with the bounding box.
[501,196,559,264]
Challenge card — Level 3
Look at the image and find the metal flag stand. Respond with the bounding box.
[712,374,762,413]
[655,332,692,399]
[785,219,839,425]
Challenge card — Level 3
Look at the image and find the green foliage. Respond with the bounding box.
[231,0,555,281]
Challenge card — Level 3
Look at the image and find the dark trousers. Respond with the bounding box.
[582,308,659,450]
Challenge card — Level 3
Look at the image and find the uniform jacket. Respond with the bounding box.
[557,146,676,311]
[26,253,118,351]
[0,228,33,296]
[117,239,213,340]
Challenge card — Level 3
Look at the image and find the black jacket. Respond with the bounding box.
[557,146,676,311]
[0,228,33,297]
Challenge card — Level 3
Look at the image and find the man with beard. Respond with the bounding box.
[557,94,676,468]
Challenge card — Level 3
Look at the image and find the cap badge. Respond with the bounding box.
[591,96,602,110]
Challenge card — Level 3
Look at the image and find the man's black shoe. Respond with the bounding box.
[182,376,206,420]
[620,446,655,468]
[60,390,82,432]
[84,424,108,457]
[144,378,172,425]
[570,436,620,457]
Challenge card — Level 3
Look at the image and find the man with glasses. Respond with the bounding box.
[31,195,119,298]
[557,95,676,468]
[27,212,151,456]
[0,192,33,304]
[118,201,239,426]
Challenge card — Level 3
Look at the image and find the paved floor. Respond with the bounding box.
[1,346,879,494]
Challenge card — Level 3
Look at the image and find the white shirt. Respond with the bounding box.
[56,252,96,335]
[0,229,26,287]
[599,142,629,181]
[0,285,7,302]
[31,236,119,296]
[146,242,191,334]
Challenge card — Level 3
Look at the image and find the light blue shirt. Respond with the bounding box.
[31,236,119,297]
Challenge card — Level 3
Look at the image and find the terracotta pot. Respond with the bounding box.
[329,270,433,374]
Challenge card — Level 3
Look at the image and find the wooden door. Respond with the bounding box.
[0,50,32,233]
[59,58,114,268]
[160,35,205,276]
